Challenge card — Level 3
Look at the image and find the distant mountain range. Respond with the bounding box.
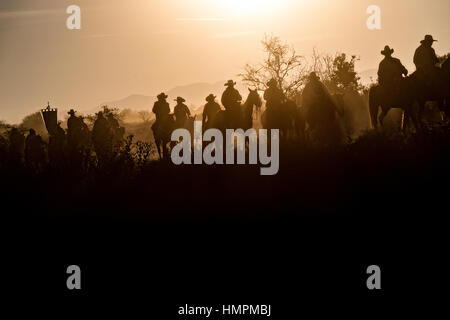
[90,71,377,115]
[98,81,249,114]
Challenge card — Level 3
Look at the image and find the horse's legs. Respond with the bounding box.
[163,142,169,159]
[370,106,379,129]
[445,97,450,120]
[437,98,448,121]
[379,107,389,127]
[156,141,162,160]
[401,111,410,132]
[416,101,425,130]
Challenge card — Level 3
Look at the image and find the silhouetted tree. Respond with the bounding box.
[239,34,307,98]
[306,49,361,93]
[328,53,361,92]
[240,35,363,98]
[138,110,152,123]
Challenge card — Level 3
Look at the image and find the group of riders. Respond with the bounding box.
[151,34,449,156]
[1,106,126,170]
[1,35,448,165]
[371,35,449,129]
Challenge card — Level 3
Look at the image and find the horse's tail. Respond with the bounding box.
[368,85,379,128]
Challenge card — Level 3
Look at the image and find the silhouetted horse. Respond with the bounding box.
[212,89,262,132]
[261,99,299,139]
[152,115,196,159]
[444,57,450,116]
[369,77,419,130]
[408,64,449,124]
[152,115,176,159]
[302,91,344,145]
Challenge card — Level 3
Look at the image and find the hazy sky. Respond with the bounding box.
[1,0,449,123]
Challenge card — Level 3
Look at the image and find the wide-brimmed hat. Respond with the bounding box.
[308,72,320,81]
[157,92,168,99]
[381,45,394,56]
[267,78,278,87]
[224,80,236,87]
[68,109,76,115]
[206,94,216,102]
[421,34,437,44]
[174,97,186,103]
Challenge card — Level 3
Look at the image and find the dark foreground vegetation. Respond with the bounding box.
[1,122,449,219]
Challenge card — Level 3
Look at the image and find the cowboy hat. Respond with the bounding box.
[381,45,394,56]
[421,34,437,44]
[308,72,320,80]
[67,109,76,115]
[157,92,168,99]
[224,80,236,86]
[174,97,186,103]
[267,78,278,87]
[205,94,216,102]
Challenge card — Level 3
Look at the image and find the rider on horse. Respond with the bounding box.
[202,94,221,130]
[221,80,242,128]
[173,96,191,129]
[303,72,338,124]
[264,78,285,128]
[302,72,330,104]
[378,45,408,87]
[413,35,439,86]
[152,92,171,133]
[67,109,82,148]
[221,80,242,110]
[302,72,342,144]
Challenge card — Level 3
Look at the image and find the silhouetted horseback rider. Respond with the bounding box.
[107,113,125,148]
[264,78,285,128]
[78,116,90,146]
[264,79,285,108]
[152,93,170,133]
[414,35,439,76]
[67,109,82,148]
[221,80,242,110]
[92,111,113,162]
[8,127,25,163]
[25,129,46,169]
[48,121,66,166]
[377,46,408,86]
[221,80,242,128]
[173,96,191,128]
[202,94,221,130]
[303,72,337,124]
[303,72,342,145]
[414,35,440,88]
[303,72,330,104]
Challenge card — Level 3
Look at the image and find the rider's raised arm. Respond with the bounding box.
[431,47,439,65]
[236,90,242,102]
[397,59,408,76]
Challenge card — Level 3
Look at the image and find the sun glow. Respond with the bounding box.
[210,0,287,18]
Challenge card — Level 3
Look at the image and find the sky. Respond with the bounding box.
[1,0,449,123]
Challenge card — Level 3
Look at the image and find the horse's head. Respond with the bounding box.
[168,113,176,123]
[247,88,262,109]
[442,57,450,76]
